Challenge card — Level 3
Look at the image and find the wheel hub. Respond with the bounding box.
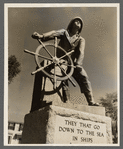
[53,57,59,64]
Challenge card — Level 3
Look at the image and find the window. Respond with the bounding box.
[19,124,23,131]
[8,135,12,144]
[8,122,15,130]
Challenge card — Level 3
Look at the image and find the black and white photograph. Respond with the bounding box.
[4,3,119,145]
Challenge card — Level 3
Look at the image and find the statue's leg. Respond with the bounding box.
[62,80,70,103]
[72,67,99,106]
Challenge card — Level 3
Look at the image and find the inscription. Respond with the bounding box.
[81,137,93,143]
[65,120,77,126]
[54,116,107,144]
[59,126,74,133]
[79,122,92,128]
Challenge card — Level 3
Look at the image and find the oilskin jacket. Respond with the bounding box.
[41,29,85,66]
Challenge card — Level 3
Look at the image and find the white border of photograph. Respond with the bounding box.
[4,3,120,146]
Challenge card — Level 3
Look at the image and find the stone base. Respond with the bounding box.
[43,101,105,116]
[22,105,112,144]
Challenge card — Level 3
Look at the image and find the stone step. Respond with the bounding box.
[41,100,105,116]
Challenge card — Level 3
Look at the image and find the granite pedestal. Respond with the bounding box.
[22,104,112,144]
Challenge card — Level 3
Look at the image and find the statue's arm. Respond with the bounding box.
[32,29,65,41]
[75,37,85,67]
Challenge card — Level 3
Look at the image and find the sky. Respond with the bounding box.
[6,4,118,123]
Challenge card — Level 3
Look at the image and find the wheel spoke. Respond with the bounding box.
[59,50,74,60]
[24,49,53,61]
[60,61,76,68]
[38,39,53,58]
[57,64,76,87]
[54,37,57,57]
[53,63,57,89]
[31,62,53,75]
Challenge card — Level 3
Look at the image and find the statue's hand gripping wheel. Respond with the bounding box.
[24,37,76,89]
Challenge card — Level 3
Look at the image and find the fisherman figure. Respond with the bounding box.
[32,17,99,106]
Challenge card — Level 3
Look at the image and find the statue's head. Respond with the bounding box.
[67,17,84,34]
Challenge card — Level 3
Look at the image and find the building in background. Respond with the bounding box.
[8,121,23,144]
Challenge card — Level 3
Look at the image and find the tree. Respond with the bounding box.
[8,55,21,84]
[99,92,118,143]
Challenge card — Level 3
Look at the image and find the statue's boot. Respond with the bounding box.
[62,88,70,103]
[84,91,99,106]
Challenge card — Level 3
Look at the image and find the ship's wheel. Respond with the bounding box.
[24,37,76,89]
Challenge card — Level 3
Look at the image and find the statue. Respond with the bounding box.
[24,17,99,112]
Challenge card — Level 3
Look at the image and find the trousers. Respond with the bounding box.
[62,66,95,104]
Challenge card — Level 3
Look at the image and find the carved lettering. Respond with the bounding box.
[72,136,78,141]
[97,132,104,137]
[77,129,84,134]
[81,137,93,143]
[93,125,100,130]
[86,130,94,136]
[59,126,74,133]
[65,120,77,126]
[79,122,92,128]
[55,116,107,144]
